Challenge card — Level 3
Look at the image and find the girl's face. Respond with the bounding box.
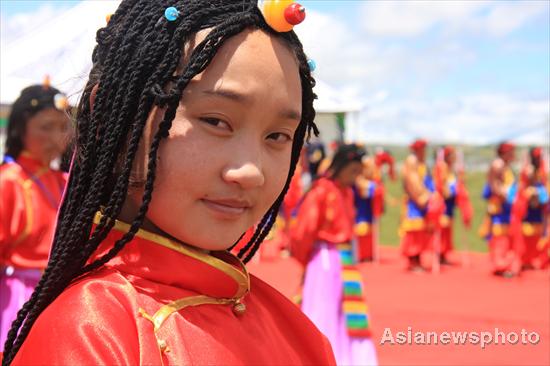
[23,108,70,165]
[445,151,456,166]
[335,161,363,187]
[130,29,302,251]
[414,147,426,162]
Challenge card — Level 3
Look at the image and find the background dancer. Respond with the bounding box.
[0,83,70,349]
[292,144,378,366]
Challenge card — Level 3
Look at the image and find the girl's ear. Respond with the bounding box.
[89,83,99,113]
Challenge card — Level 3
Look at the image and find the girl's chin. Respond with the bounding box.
[183,234,240,252]
[186,242,234,253]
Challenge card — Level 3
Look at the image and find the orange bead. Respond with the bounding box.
[260,0,294,32]
[42,74,50,90]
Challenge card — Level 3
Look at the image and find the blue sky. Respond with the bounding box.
[1,0,80,16]
[1,0,549,144]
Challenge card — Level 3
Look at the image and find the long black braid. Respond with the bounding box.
[2,1,316,363]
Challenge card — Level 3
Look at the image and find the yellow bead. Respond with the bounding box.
[261,0,294,32]
[233,301,246,316]
[157,339,170,353]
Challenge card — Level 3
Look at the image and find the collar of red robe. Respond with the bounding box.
[91,212,250,305]
[17,150,51,171]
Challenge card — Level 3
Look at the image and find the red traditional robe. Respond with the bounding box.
[13,216,336,365]
[353,178,384,262]
[400,163,439,258]
[0,152,66,269]
[433,161,473,256]
[512,168,549,269]
[290,177,355,265]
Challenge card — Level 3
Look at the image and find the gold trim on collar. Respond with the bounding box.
[93,212,250,299]
[94,212,251,351]
[94,212,250,344]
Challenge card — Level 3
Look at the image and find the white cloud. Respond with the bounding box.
[295,5,548,145]
[356,94,549,145]
[297,11,484,128]
[360,1,487,37]
[296,10,477,98]
[295,10,382,89]
[485,1,549,36]
[359,0,548,38]
[1,4,58,48]
[1,1,120,104]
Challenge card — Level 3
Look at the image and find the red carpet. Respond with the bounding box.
[247,247,550,366]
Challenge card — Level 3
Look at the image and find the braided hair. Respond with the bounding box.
[2,1,317,363]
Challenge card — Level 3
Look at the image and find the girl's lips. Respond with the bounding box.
[201,199,249,219]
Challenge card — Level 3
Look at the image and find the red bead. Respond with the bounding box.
[284,3,306,25]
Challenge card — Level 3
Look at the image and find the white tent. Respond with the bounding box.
[1,1,362,145]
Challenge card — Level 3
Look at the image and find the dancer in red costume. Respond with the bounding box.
[0,83,70,349]
[479,142,520,277]
[513,147,549,270]
[292,144,378,366]
[433,146,473,264]
[400,139,443,271]
[353,154,388,262]
[374,149,396,210]
[1,2,336,365]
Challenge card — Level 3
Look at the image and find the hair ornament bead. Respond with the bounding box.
[258,0,306,33]
[164,6,180,22]
[42,74,51,90]
[307,59,316,72]
[54,93,69,111]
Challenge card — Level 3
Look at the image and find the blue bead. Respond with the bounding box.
[164,6,179,21]
[307,59,316,72]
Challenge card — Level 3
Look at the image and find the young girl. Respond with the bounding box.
[480,142,519,277]
[0,83,70,349]
[432,146,473,264]
[514,147,549,270]
[1,1,336,365]
[291,144,378,366]
[353,154,384,262]
[400,139,438,271]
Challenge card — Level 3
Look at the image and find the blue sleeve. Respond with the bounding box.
[536,184,549,205]
[368,182,376,197]
[506,183,517,204]
[425,175,435,192]
[482,183,491,200]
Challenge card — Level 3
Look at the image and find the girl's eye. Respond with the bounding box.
[267,132,293,144]
[199,117,231,131]
[40,123,55,132]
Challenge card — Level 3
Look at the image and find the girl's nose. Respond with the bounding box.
[222,161,265,190]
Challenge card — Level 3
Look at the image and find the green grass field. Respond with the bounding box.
[379,171,489,252]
